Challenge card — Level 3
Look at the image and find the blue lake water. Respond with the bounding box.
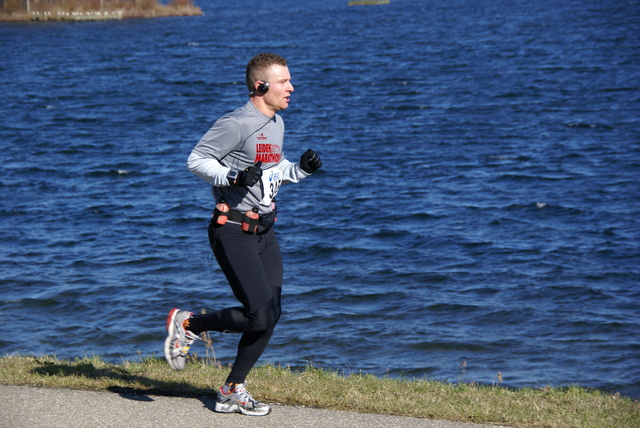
[1,0,639,397]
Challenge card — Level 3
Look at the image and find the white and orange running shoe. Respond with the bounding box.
[214,383,272,416]
[164,308,199,370]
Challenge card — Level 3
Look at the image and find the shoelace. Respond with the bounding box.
[177,327,200,355]
[233,385,257,404]
[184,330,200,342]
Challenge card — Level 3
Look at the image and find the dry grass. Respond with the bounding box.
[0,354,638,428]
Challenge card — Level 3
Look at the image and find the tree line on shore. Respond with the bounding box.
[1,0,202,20]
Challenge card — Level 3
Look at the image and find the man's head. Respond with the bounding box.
[246,53,294,115]
[246,53,287,92]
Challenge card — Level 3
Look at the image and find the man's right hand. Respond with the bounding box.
[234,161,263,187]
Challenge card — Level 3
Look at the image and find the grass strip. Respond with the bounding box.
[0,354,638,427]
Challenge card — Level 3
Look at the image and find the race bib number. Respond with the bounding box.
[259,166,283,206]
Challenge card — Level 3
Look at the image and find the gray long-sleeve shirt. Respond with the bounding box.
[188,99,309,214]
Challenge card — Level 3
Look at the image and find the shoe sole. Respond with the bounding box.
[214,402,271,416]
[164,308,180,370]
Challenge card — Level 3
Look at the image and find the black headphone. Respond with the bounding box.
[257,81,270,94]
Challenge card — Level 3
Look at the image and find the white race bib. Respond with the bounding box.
[259,166,283,206]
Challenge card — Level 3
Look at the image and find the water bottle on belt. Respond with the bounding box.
[214,201,229,225]
[242,207,260,233]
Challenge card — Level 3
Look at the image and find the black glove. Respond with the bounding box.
[235,161,263,187]
[299,149,322,174]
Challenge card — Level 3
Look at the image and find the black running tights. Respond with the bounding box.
[187,222,283,385]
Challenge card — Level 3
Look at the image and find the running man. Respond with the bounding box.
[164,52,322,416]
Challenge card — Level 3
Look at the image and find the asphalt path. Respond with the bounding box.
[0,385,509,428]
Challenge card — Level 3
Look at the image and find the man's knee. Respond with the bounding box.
[246,302,280,332]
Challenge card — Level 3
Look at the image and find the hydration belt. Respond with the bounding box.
[212,204,275,234]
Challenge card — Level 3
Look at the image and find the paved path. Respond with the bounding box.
[0,385,508,428]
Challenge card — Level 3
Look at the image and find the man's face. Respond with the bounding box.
[261,64,294,113]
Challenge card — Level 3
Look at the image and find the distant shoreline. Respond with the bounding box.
[0,1,203,22]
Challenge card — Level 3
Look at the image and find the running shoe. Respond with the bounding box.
[164,308,199,370]
[214,383,272,416]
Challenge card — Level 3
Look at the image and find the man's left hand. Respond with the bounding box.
[300,149,322,174]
